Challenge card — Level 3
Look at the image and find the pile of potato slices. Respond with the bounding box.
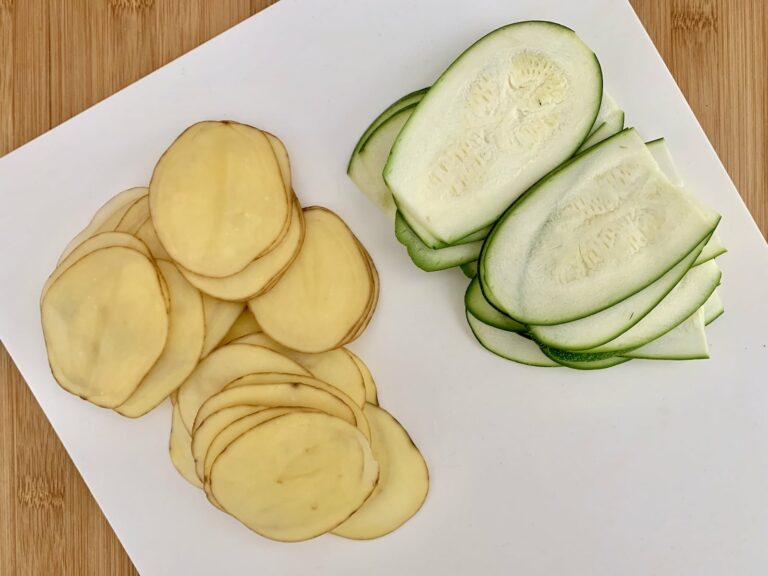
[40,120,428,541]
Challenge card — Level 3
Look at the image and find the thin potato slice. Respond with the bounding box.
[176,343,310,431]
[333,404,428,539]
[346,350,378,405]
[42,246,168,407]
[249,207,373,352]
[201,296,244,357]
[116,261,205,417]
[343,245,380,344]
[169,402,203,488]
[219,309,261,347]
[265,132,292,193]
[210,411,379,542]
[58,187,148,264]
[115,195,150,234]
[150,121,289,277]
[231,333,366,408]
[181,200,305,301]
[135,218,170,260]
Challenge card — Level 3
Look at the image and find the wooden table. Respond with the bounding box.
[1,1,766,573]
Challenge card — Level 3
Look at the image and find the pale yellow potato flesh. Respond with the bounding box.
[222,371,370,440]
[41,246,168,407]
[346,350,378,405]
[176,343,309,431]
[210,411,379,542]
[116,261,205,417]
[191,405,266,481]
[135,218,170,260]
[333,404,428,539]
[115,195,150,234]
[200,296,244,357]
[169,402,203,488]
[344,246,379,344]
[58,187,148,264]
[265,132,292,192]
[249,207,373,352]
[219,309,261,347]
[150,121,289,277]
[181,200,305,301]
[230,333,366,408]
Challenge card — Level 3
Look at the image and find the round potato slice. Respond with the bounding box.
[200,296,244,357]
[265,132,292,192]
[169,402,203,488]
[210,411,379,542]
[135,218,170,260]
[58,187,148,264]
[150,121,289,278]
[116,261,205,418]
[230,333,366,408]
[176,343,310,431]
[114,195,150,234]
[219,309,261,347]
[333,404,428,539]
[345,350,378,405]
[249,207,373,352]
[343,245,380,344]
[181,199,305,301]
[41,246,168,407]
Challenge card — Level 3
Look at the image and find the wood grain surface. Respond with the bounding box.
[0,1,766,573]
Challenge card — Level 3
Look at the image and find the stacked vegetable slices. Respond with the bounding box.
[348,21,725,369]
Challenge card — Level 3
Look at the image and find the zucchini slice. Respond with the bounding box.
[394,212,482,271]
[622,308,709,360]
[466,312,558,368]
[464,277,525,332]
[576,93,624,153]
[702,289,724,325]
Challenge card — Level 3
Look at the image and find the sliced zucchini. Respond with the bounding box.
[385,21,603,246]
[460,261,478,279]
[394,212,482,271]
[646,138,683,187]
[481,128,721,325]
[538,346,631,370]
[694,235,726,265]
[465,277,525,332]
[622,309,708,360]
[576,93,624,153]
[702,289,724,325]
[465,312,559,368]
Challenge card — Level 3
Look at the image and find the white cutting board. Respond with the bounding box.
[1,1,767,574]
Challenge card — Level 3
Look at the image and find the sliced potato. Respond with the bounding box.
[150,121,289,277]
[181,200,305,301]
[231,333,367,407]
[41,246,168,407]
[116,261,205,417]
[201,296,244,357]
[58,187,148,264]
[333,404,428,539]
[219,309,261,347]
[115,195,150,234]
[210,411,379,542]
[135,218,170,260]
[176,343,310,431]
[265,132,292,193]
[249,207,373,352]
[169,402,203,488]
[343,245,380,344]
[346,349,378,405]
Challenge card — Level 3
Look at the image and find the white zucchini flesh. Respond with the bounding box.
[576,93,624,153]
[465,312,559,367]
[622,309,708,360]
[702,289,724,325]
[385,21,603,247]
[694,234,726,265]
[529,236,708,350]
[646,138,683,187]
[481,128,721,325]
[464,277,525,332]
[394,212,482,271]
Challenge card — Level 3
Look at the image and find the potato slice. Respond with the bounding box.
[333,404,428,539]
[343,245,380,344]
[41,246,168,407]
[150,121,289,277]
[135,218,170,260]
[265,132,292,192]
[169,402,203,488]
[231,333,366,408]
[181,199,305,301]
[219,309,261,347]
[176,343,309,431]
[346,350,378,405]
[209,411,378,542]
[115,195,150,234]
[58,187,148,264]
[222,371,370,440]
[249,207,373,352]
[200,296,244,357]
[116,261,205,417]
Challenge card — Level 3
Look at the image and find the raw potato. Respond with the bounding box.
[209,411,379,542]
[169,402,203,488]
[58,187,148,264]
[176,342,310,431]
[201,296,244,357]
[344,245,379,344]
[150,121,289,277]
[41,246,168,407]
[333,404,429,539]
[115,195,150,234]
[250,207,374,352]
[231,333,367,408]
[220,309,262,346]
[136,218,170,260]
[346,350,378,405]
[116,260,205,417]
